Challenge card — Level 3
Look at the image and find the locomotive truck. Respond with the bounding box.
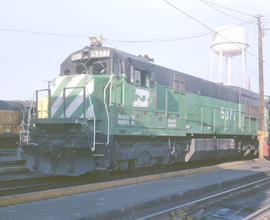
[18,39,270,176]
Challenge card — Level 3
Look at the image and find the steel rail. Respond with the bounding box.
[244,203,270,219]
[137,176,270,220]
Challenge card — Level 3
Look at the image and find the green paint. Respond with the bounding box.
[41,74,261,138]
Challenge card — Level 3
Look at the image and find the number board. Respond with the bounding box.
[90,49,110,58]
[71,53,83,61]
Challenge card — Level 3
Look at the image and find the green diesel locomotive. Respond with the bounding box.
[18,39,270,175]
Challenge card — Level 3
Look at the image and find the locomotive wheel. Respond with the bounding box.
[136,151,151,167]
[118,160,129,171]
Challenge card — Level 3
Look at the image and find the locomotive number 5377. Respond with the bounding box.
[220,107,235,120]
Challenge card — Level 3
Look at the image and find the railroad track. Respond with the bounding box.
[0,145,27,177]
[138,177,270,220]
[244,204,270,219]
[0,159,247,198]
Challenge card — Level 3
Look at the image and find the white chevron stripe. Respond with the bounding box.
[65,79,94,118]
[51,75,85,117]
[82,80,95,119]
[51,76,66,95]
[65,90,84,117]
[85,79,94,97]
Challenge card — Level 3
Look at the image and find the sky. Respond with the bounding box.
[0,0,270,100]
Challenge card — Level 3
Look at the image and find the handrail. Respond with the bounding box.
[19,111,27,143]
[104,75,115,145]
[26,92,35,144]
[36,89,50,119]
[86,87,96,152]
[63,86,85,118]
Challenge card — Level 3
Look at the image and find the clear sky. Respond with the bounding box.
[1,0,270,100]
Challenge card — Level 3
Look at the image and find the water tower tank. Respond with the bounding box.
[211,25,248,56]
[210,25,249,88]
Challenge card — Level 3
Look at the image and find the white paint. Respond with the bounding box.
[210,25,249,88]
[118,120,130,125]
[242,49,246,89]
[51,75,85,117]
[118,114,135,126]
[65,90,84,117]
[71,52,82,61]
[51,76,67,95]
[218,48,223,84]
[220,107,235,120]
[211,25,248,56]
[227,56,232,86]
[185,140,195,162]
[210,50,213,82]
[132,89,150,108]
[118,114,129,120]
[90,49,110,58]
[168,124,176,128]
[65,79,94,118]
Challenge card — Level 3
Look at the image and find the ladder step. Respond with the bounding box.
[95,143,104,145]
[93,154,105,157]
[95,131,103,133]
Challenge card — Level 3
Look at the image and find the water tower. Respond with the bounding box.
[210,25,249,88]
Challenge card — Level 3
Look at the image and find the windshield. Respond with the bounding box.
[74,58,108,75]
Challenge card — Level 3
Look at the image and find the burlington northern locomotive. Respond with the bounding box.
[18,39,270,176]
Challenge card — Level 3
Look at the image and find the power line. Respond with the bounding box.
[103,32,211,43]
[197,0,249,22]
[0,27,88,38]
[0,13,268,66]
[163,0,270,67]
[0,25,212,43]
[0,22,256,44]
[163,0,215,33]
[103,19,255,44]
[202,0,255,18]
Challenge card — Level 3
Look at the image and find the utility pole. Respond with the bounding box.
[257,14,267,160]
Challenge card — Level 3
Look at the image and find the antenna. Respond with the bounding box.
[89,35,102,47]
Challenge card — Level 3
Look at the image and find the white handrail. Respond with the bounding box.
[19,112,26,143]
[86,88,96,152]
[26,92,35,144]
[104,75,115,145]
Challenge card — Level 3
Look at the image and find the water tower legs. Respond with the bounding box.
[227,56,232,86]
[242,48,246,89]
[218,49,223,84]
[210,50,214,81]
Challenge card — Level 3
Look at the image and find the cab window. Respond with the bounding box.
[92,61,107,74]
[133,69,147,87]
[134,69,141,85]
[113,58,120,75]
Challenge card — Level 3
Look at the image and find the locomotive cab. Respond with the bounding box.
[61,47,112,76]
